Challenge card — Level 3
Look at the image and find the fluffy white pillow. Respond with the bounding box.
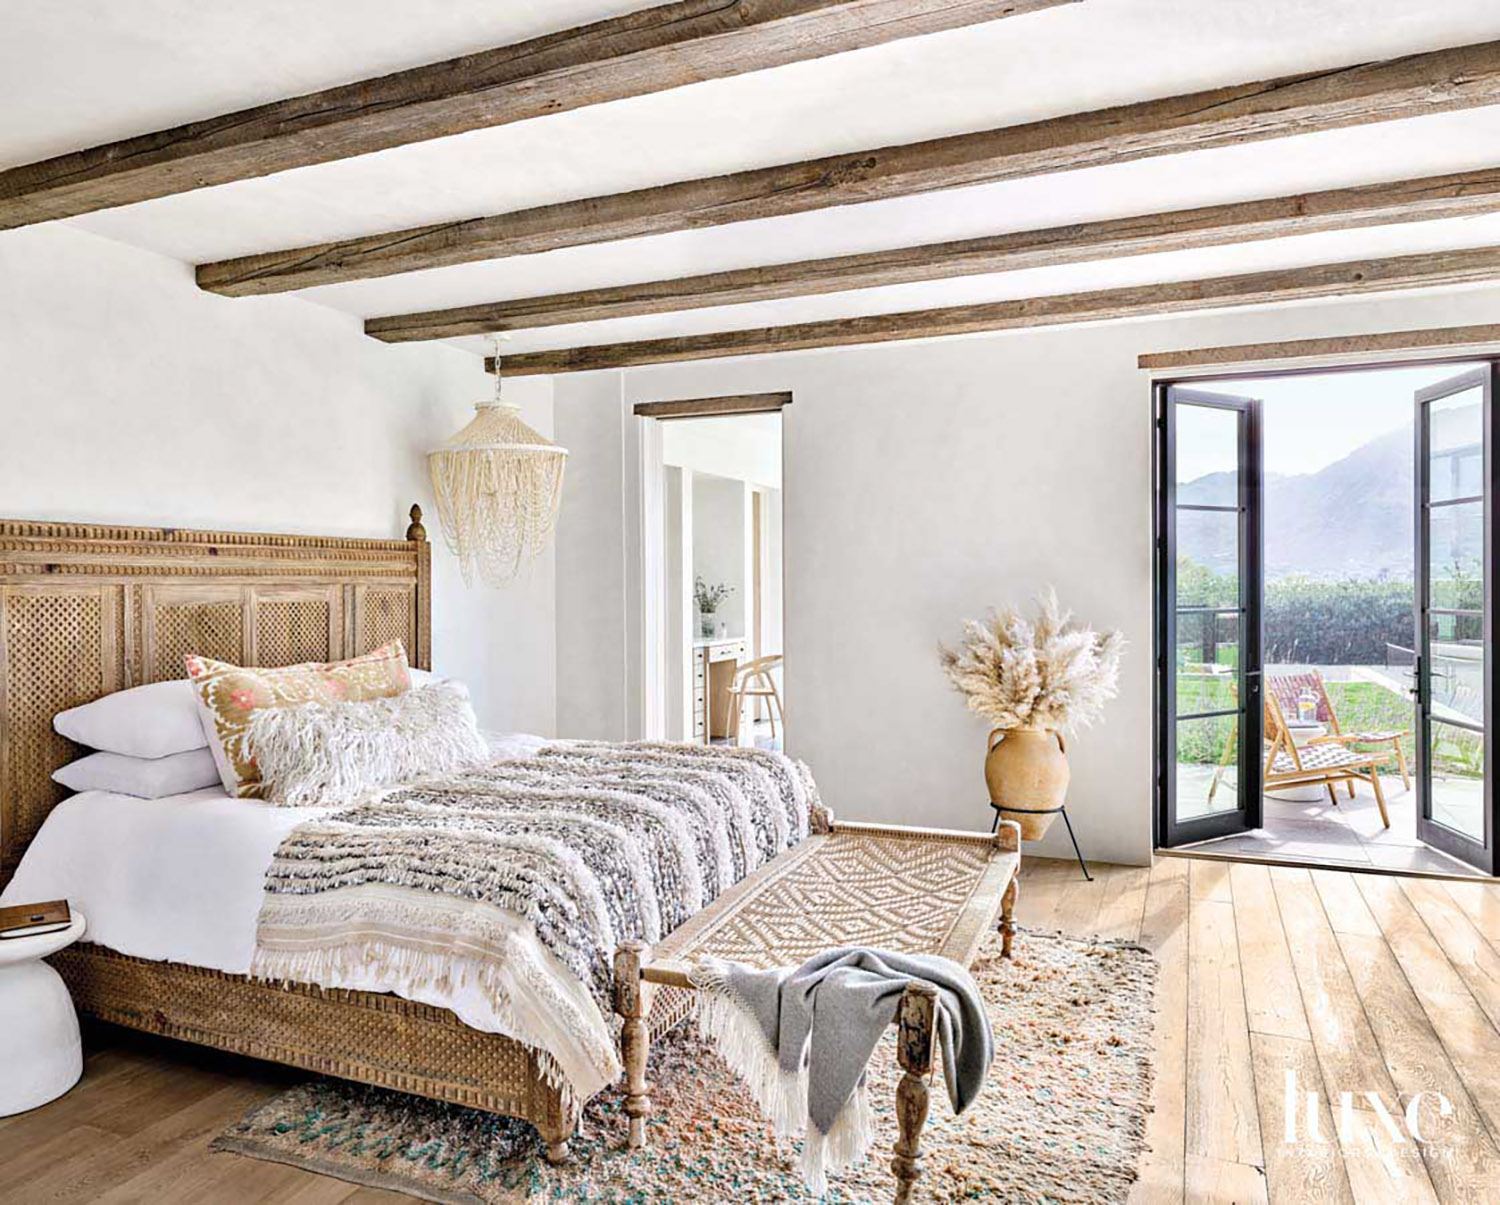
[407,668,467,695]
[54,680,207,759]
[247,682,490,807]
[52,747,223,799]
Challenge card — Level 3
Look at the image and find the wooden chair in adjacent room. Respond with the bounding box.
[727,655,785,744]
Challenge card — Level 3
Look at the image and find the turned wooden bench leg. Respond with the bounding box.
[892,981,938,1205]
[1000,875,1019,960]
[538,1103,580,1165]
[992,817,1021,960]
[613,939,653,1149]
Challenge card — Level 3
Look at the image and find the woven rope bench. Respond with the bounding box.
[613,812,1022,1204]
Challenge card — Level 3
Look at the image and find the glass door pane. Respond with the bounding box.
[1415,367,1495,871]
[1159,387,1263,845]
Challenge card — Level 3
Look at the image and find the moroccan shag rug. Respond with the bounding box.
[212,928,1156,1203]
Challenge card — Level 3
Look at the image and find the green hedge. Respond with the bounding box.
[1263,577,1412,665]
[1176,560,1481,666]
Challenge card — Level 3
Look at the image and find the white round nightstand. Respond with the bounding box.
[0,909,87,1116]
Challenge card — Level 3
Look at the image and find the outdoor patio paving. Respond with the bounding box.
[1176,772,1487,877]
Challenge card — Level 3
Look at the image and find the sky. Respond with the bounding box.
[1175,361,1484,481]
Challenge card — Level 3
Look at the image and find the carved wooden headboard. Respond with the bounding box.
[0,506,432,886]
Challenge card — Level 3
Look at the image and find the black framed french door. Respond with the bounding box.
[1414,366,1497,874]
[1155,386,1264,847]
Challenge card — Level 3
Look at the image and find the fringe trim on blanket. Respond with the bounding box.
[691,965,808,1138]
[801,1082,876,1197]
[689,960,875,1195]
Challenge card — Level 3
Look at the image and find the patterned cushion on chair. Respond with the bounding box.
[1340,730,1406,743]
[1269,742,1370,775]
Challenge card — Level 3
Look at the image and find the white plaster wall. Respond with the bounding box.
[552,371,629,739]
[552,284,1500,867]
[760,486,785,695]
[692,474,748,638]
[662,413,782,487]
[0,223,556,737]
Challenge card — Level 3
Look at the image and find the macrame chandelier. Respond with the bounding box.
[428,339,568,587]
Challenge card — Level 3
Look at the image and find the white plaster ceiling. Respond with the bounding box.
[6,0,1500,360]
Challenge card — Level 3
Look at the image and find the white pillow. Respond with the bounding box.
[247,682,490,806]
[408,668,467,695]
[408,668,438,688]
[52,748,223,799]
[54,680,207,759]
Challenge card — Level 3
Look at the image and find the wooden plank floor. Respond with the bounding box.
[5,855,1500,1202]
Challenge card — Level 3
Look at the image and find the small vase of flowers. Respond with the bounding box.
[695,576,733,640]
[940,589,1123,840]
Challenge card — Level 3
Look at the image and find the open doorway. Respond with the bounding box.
[1155,360,1494,877]
[643,406,785,750]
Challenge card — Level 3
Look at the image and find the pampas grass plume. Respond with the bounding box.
[939,588,1123,731]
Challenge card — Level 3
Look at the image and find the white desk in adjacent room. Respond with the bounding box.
[692,638,746,743]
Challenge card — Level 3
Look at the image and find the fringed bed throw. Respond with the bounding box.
[689,947,994,1194]
[251,743,818,1105]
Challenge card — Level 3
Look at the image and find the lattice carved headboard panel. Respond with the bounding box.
[0,510,431,885]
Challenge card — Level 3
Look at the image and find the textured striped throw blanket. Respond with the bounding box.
[251,742,817,1103]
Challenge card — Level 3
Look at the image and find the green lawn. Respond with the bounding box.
[1173,675,1429,768]
[1174,672,1483,776]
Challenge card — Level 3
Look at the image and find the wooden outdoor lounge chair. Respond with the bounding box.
[1267,671,1411,791]
[1263,692,1391,828]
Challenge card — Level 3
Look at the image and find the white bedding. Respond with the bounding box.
[1,787,324,972]
[0,731,617,1100]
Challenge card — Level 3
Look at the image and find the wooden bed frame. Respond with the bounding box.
[0,508,1020,1196]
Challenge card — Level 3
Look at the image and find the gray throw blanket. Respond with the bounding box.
[690,947,994,1193]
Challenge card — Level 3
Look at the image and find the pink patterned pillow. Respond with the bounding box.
[185,641,411,797]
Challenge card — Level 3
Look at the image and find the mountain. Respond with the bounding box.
[1179,425,1413,581]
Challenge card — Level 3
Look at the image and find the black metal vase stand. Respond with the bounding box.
[988,802,1092,881]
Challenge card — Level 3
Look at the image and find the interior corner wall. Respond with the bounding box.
[0,222,556,738]
[548,283,1500,869]
[552,371,630,740]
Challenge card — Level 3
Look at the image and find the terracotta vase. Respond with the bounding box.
[985,725,1069,840]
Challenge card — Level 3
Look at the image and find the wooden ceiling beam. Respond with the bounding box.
[0,0,1074,230]
[481,245,1500,375]
[200,39,1500,296]
[366,167,1500,341]
[633,392,792,417]
[1138,326,1500,371]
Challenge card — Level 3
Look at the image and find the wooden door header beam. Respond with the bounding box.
[200,38,1500,297]
[0,0,1075,230]
[631,392,793,418]
[480,244,1500,376]
[368,166,1500,341]
[1137,326,1500,372]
